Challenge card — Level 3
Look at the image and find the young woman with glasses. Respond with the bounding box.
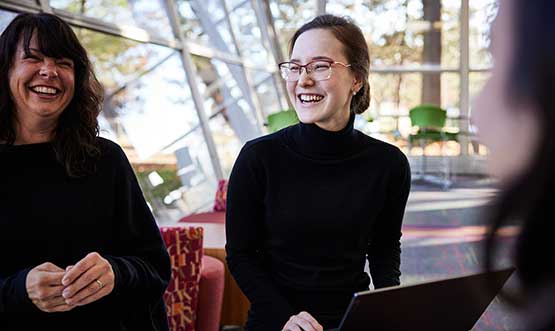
[226,14,410,331]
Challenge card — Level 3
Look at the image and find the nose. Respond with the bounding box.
[297,67,314,87]
[39,59,59,79]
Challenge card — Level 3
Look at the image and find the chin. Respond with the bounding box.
[295,109,322,124]
[296,115,318,124]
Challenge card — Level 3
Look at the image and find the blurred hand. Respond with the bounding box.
[282,311,323,331]
[61,252,114,306]
[26,262,74,312]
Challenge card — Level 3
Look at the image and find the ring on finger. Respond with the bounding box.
[95,279,104,290]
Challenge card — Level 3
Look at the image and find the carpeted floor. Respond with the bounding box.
[398,181,521,331]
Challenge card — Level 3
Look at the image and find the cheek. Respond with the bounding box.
[323,80,349,104]
[286,82,296,100]
[472,75,506,137]
[65,76,76,97]
[8,70,17,90]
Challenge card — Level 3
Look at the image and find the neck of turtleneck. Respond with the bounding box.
[286,112,362,159]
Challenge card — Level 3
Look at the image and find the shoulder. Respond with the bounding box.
[97,137,126,156]
[95,137,132,169]
[239,129,287,157]
[356,131,409,168]
[231,129,289,177]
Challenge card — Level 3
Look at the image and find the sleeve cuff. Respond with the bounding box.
[8,268,36,312]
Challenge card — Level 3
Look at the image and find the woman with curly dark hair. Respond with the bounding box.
[0,13,170,330]
[473,0,555,330]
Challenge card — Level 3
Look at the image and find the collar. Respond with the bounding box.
[286,112,362,159]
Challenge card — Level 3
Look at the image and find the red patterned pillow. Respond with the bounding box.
[213,179,228,212]
[160,226,204,331]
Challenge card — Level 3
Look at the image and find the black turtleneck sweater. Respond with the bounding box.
[225,114,411,331]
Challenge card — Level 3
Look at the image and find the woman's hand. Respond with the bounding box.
[26,262,74,312]
[61,252,115,306]
[282,311,324,331]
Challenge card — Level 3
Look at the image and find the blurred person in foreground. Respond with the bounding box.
[473,0,555,330]
[0,13,170,330]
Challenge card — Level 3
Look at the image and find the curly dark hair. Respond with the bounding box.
[485,0,555,304]
[289,14,370,115]
[0,13,103,177]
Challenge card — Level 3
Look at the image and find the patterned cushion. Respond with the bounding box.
[213,179,228,212]
[160,226,204,331]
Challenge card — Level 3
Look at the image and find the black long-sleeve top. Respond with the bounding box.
[225,114,411,331]
[0,138,171,330]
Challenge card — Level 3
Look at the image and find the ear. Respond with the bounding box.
[352,78,362,94]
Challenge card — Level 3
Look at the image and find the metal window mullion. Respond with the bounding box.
[460,0,470,155]
[36,0,52,13]
[0,0,41,13]
[51,7,179,48]
[256,0,292,110]
[316,0,327,15]
[164,0,224,180]
[191,0,264,137]
[105,52,176,100]
[222,0,266,132]
[220,0,243,57]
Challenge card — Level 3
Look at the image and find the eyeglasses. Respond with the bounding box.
[278,60,351,82]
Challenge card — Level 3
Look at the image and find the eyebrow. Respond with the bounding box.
[289,55,334,63]
[22,47,42,55]
[23,48,72,62]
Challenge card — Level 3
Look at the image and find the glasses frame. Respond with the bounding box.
[278,59,352,82]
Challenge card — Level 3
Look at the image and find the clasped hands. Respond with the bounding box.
[282,311,324,331]
[25,252,114,313]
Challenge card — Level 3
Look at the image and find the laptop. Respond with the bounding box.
[325,267,514,331]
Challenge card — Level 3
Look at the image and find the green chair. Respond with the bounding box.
[408,104,458,188]
[266,109,299,133]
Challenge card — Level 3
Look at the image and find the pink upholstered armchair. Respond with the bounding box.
[160,226,225,331]
[179,179,228,224]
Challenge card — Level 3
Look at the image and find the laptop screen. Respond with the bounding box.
[328,268,513,331]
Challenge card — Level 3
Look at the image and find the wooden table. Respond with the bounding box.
[178,222,250,327]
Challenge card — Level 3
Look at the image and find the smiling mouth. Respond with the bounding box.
[29,85,61,96]
[298,93,324,104]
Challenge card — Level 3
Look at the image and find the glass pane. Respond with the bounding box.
[271,0,459,69]
[228,1,273,65]
[98,113,118,141]
[365,73,460,141]
[75,28,175,93]
[469,0,497,69]
[170,127,218,214]
[108,52,200,158]
[50,0,173,38]
[225,0,249,11]
[269,0,318,57]
[209,115,242,177]
[370,73,421,117]
[441,73,460,115]
[215,18,239,55]
[194,55,262,142]
[135,126,218,221]
[176,0,216,48]
[182,0,239,54]
[0,10,17,33]
[198,0,226,22]
[469,71,490,100]
[249,70,285,118]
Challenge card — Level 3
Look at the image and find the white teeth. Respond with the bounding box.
[31,86,58,95]
[299,94,323,102]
